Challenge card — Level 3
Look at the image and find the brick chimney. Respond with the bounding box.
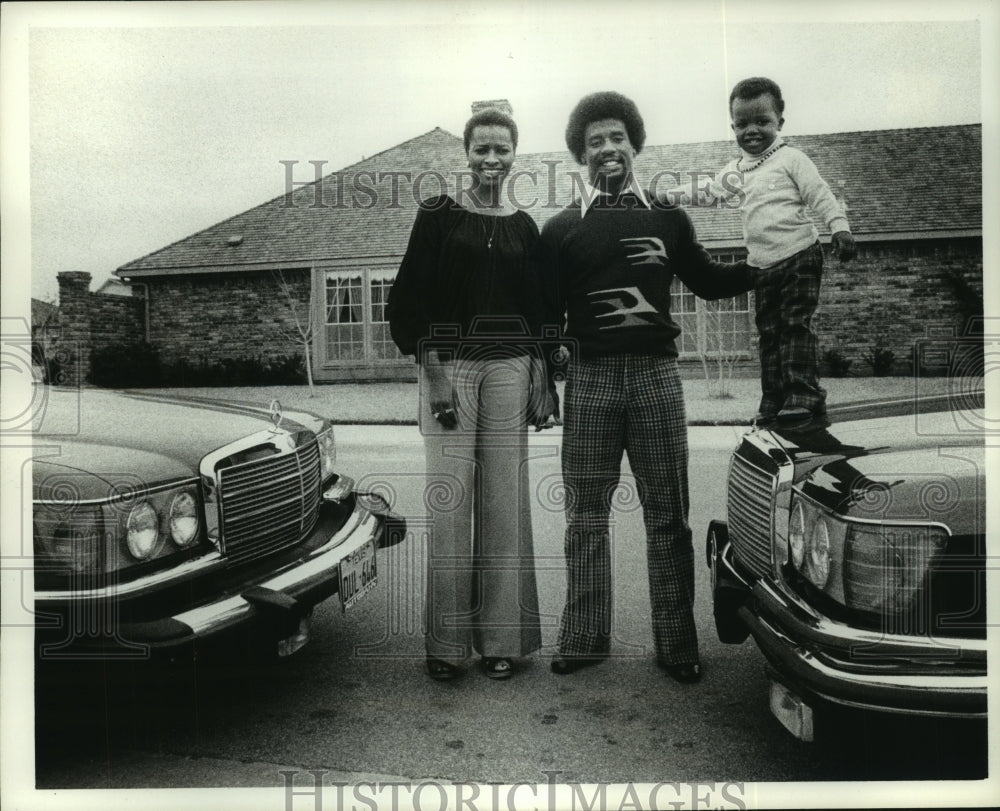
[470,99,513,116]
[56,271,92,385]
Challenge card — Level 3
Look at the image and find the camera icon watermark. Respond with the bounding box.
[416,318,572,437]
[30,468,153,661]
[1,317,82,437]
[913,319,995,436]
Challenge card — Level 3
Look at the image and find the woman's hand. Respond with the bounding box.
[528,358,560,431]
[424,351,457,430]
[531,388,560,432]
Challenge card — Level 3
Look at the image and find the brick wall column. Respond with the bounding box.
[56,271,92,385]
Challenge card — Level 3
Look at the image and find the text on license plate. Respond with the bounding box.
[340,538,377,611]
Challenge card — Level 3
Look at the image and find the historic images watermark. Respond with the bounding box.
[279,159,747,213]
[279,769,748,811]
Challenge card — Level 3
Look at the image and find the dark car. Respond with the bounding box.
[32,387,406,669]
[707,392,986,742]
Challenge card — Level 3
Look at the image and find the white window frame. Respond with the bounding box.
[672,250,755,360]
[318,266,408,367]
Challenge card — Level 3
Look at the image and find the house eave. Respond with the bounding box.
[117,228,983,279]
[116,254,408,279]
[699,228,982,250]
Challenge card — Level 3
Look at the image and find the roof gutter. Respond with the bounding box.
[699,228,982,250]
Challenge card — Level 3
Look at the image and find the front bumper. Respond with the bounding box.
[35,494,407,663]
[708,520,987,720]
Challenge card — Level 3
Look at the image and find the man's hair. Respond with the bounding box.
[463,108,519,153]
[729,77,785,116]
[565,91,646,163]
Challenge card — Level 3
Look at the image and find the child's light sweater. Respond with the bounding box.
[684,137,850,269]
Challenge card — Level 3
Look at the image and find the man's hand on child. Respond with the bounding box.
[832,231,857,263]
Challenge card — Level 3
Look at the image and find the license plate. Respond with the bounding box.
[339,538,378,611]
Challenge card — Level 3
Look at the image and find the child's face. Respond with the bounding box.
[730,94,784,156]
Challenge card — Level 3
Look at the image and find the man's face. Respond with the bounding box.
[582,118,635,192]
[730,94,784,156]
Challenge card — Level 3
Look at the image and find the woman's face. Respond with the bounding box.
[467,125,515,188]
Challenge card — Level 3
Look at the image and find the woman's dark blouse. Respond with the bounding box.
[387,195,543,359]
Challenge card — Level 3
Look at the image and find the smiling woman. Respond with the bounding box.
[387,104,557,682]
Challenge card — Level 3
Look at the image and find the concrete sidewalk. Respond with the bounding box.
[144,376,961,425]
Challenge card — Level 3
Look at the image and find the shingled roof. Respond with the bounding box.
[117,123,981,277]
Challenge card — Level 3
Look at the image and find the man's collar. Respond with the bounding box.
[579,175,650,218]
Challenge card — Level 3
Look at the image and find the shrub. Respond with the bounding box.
[821,348,853,377]
[940,268,984,336]
[88,346,306,388]
[90,342,161,387]
[862,346,896,376]
[158,354,305,387]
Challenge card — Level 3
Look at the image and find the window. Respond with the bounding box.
[322,267,406,364]
[670,251,754,358]
[325,272,364,361]
[670,276,699,354]
[370,269,404,361]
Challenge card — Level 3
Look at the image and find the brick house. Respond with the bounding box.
[55,110,982,384]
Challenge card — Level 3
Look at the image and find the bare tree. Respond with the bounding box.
[695,298,743,399]
[31,291,61,383]
[274,270,317,396]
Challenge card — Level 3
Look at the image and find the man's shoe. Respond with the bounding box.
[550,655,604,675]
[425,657,461,681]
[658,661,702,684]
[483,657,513,680]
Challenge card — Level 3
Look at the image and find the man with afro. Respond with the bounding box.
[536,91,757,683]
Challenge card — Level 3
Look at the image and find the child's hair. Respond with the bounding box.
[565,91,646,164]
[729,77,785,116]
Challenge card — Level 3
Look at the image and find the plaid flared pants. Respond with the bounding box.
[754,241,826,414]
[557,354,698,666]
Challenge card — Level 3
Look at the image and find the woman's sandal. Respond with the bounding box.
[425,657,460,681]
[483,657,513,680]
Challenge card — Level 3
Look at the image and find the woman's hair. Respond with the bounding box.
[729,77,785,115]
[565,91,646,163]
[463,108,519,152]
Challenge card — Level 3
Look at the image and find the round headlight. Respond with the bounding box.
[169,491,200,547]
[126,501,161,560]
[789,501,805,569]
[807,518,831,587]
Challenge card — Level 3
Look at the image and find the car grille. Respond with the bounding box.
[727,450,777,579]
[217,439,321,564]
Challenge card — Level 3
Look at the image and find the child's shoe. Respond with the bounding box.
[753,411,777,427]
[777,405,813,422]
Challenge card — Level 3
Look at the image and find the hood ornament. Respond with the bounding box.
[269,399,282,430]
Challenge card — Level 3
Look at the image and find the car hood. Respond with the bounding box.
[766,396,983,463]
[32,388,326,496]
[769,399,985,533]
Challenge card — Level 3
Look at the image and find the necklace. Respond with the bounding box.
[738,140,786,172]
[479,212,500,249]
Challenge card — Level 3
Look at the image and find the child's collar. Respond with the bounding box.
[738,137,786,171]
